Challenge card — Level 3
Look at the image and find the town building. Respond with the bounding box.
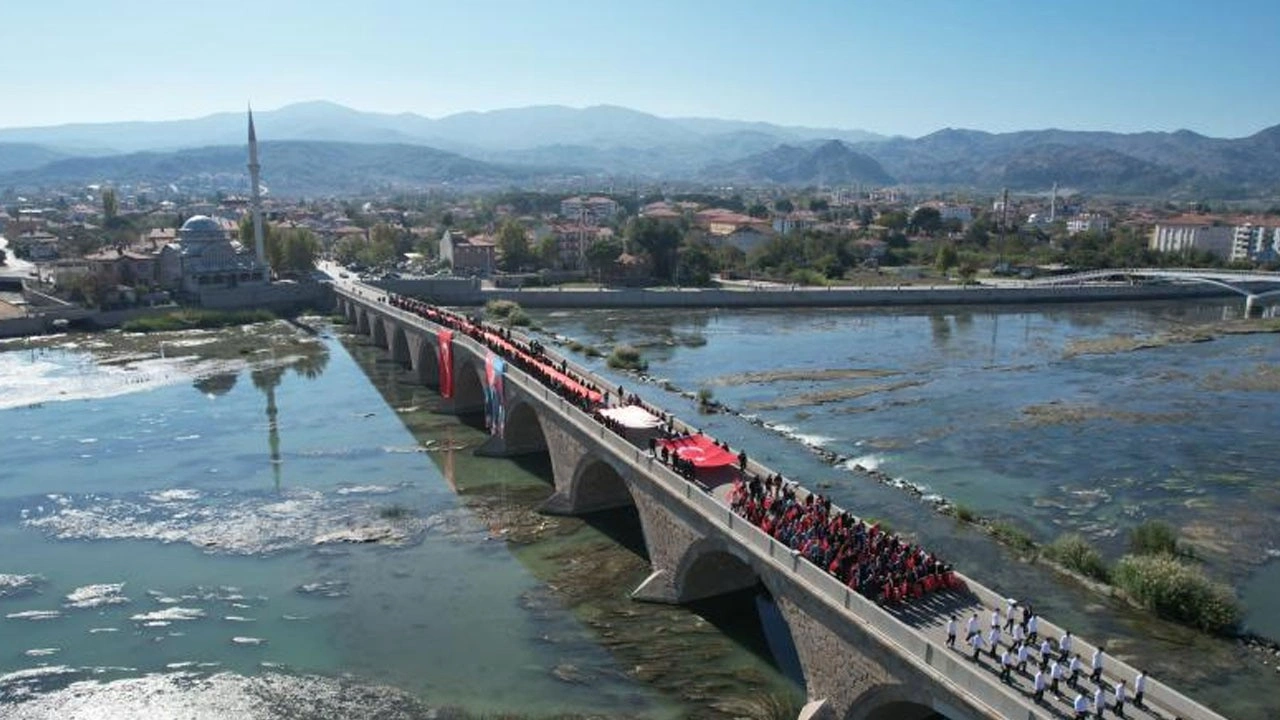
[1066,213,1110,235]
[1149,217,1233,259]
[560,196,619,226]
[439,230,495,276]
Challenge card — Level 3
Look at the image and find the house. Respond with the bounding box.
[604,252,651,286]
[772,210,818,235]
[85,246,160,288]
[560,196,619,226]
[15,231,60,260]
[698,210,772,252]
[440,230,495,276]
[1066,213,1110,235]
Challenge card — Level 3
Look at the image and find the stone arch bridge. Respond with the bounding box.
[334,286,1228,720]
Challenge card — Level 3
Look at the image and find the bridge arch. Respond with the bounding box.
[567,453,636,513]
[673,537,766,602]
[452,356,486,416]
[503,399,550,456]
[389,324,411,366]
[408,333,439,388]
[849,683,956,720]
[371,316,389,349]
[355,307,370,335]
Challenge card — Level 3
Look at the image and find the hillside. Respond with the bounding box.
[0,141,553,196]
[703,140,895,186]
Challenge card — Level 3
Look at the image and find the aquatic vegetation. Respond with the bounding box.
[1112,554,1241,634]
[989,520,1037,556]
[484,300,531,327]
[606,344,647,371]
[122,309,277,333]
[1129,520,1180,557]
[1045,534,1112,582]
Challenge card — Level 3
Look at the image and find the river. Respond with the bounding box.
[0,300,1277,718]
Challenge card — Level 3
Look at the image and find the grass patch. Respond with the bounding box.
[606,344,646,370]
[122,309,276,333]
[990,520,1037,555]
[1045,533,1111,582]
[951,504,976,522]
[1129,519,1180,557]
[583,345,602,358]
[696,386,715,408]
[484,299,531,327]
[1112,554,1240,634]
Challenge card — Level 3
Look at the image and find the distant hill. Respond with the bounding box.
[703,140,895,186]
[1,102,1277,197]
[0,101,886,157]
[0,141,555,196]
[854,125,1280,197]
[0,143,72,174]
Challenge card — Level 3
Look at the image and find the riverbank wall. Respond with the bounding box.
[372,279,1243,309]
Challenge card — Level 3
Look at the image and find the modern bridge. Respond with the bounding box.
[1025,267,1280,314]
[334,281,1230,720]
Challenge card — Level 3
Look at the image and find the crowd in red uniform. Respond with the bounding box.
[386,293,959,607]
[729,475,962,604]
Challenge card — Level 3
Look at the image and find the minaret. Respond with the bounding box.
[247,107,269,282]
[1050,182,1058,224]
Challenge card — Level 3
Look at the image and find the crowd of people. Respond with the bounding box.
[947,602,1152,718]
[728,474,963,604]
[381,292,1163,719]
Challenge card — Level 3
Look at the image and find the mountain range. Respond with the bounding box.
[0,102,1277,198]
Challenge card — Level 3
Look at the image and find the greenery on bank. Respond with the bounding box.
[940,508,1239,635]
[1044,533,1112,582]
[606,344,648,371]
[1129,519,1181,556]
[1111,554,1240,633]
[122,309,276,333]
[484,299,531,327]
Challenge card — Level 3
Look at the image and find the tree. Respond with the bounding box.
[935,243,958,272]
[101,187,119,221]
[584,237,623,278]
[747,203,769,219]
[627,217,681,281]
[774,198,795,214]
[495,219,531,271]
[877,210,908,230]
[909,206,943,235]
[809,198,830,212]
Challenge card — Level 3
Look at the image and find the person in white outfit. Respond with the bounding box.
[1134,670,1147,708]
[1073,693,1090,719]
[1114,679,1127,718]
[966,612,980,641]
[1091,646,1105,683]
[946,615,957,648]
[1033,669,1046,703]
[1059,630,1073,661]
[969,628,985,661]
[1093,686,1105,719]
[987,626,1001,658]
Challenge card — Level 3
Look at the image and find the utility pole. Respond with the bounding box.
[998,187,1009,269]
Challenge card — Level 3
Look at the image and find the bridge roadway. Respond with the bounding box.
[334,282,1229,720]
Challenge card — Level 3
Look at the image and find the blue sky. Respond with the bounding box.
[6,0,1277,137]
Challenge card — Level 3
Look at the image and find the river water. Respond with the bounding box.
[0,301,1277,719]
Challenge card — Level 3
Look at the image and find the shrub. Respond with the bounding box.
[990,520,1037,556]
[566,340,584,353]
[1129,520,1179,557]
[1045,534,1112,582]
[696,386,715,407]
[583,345,602,358]
[606,344,647,371]
[483,299,520,319]
[952,504,976,522]
[1112,554,1240,634]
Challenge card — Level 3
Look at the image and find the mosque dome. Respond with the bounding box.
[180,215,223,237]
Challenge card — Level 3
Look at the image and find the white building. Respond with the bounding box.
[1066,214,1110,235]
[1149,220,1233,259]
[1230,223,1280,263]
[560,196,619,226]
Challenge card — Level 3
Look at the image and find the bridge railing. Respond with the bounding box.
[343,286,1228,720]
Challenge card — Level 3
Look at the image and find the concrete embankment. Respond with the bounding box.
[371,279,1244,309]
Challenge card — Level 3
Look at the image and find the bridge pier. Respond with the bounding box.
[1245,294,1260,317]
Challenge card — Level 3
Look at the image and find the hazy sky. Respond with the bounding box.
[6,0,1277,137]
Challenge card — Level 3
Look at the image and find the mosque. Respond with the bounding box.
[158,110,272,301]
